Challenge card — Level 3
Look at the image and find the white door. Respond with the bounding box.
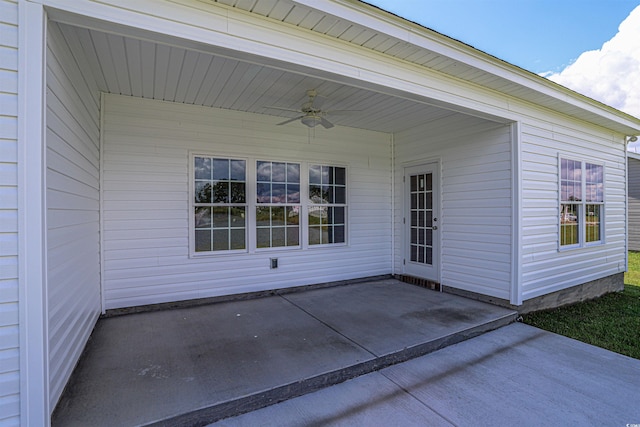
[404,163,440,281]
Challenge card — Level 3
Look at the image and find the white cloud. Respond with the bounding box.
[544,5,640,129]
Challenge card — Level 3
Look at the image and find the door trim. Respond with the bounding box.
[403,161,440,283]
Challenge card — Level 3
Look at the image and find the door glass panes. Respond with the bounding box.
[194,157,246,252]
[256,161,301,248]
[309,165,346,245]
[410,173,433,265]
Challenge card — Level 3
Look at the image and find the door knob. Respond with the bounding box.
[433,225,438,230]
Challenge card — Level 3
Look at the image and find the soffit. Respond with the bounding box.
[207,0,640,135]
[56,22,461,134]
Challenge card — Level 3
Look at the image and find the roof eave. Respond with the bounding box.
[292,0,640,135]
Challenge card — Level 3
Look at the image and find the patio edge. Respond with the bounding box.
[145,311,517,427]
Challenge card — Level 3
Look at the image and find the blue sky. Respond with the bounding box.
[365,0,639,74]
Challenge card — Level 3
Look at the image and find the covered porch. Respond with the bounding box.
[33,1,520,417]
[52,279,517,425]
[12,1,640,424]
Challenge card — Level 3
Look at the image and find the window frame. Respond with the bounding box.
[189,153,349,257]
[190,153,249,257]
[308,164,348,247]
[255,160,302,251]
[558,155,605,251]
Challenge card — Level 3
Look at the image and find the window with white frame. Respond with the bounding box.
[193,156,247,252]
[308,165,347,245]
[256,161,301,248]
[560,158,604,247]
[191,156,346,254]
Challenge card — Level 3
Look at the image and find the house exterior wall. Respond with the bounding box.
[102,94,393,309]
[0,0,20,424]
[394,108,627,304]
[520,117,626,300]
[45,22,102,410]
[5,0,636,423]
[394,115,513,300]
[628,154,640,251]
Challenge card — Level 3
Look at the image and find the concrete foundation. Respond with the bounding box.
[441,273,625,314]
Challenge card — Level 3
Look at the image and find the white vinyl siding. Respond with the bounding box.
[102,94,392,309]
[520,119,626,300]
[46,22,102,409]
[0,0,19,424]
[395,114,513,300]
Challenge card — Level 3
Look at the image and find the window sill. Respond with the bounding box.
[558,241,604,252]
[190,249,249,258]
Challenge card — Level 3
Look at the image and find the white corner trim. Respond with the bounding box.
[510,122,523,305]
[18,1,50,425]
[390,133,395,274]
[625,136,629,273]
[99,93,106,314]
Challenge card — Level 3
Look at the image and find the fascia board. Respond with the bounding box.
[293,0,640,133]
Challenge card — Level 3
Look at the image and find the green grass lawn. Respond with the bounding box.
[522,252,640,360]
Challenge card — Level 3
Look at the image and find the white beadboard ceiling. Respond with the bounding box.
[57,21,463,133]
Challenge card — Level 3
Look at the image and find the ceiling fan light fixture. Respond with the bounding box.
[301,114,322,128]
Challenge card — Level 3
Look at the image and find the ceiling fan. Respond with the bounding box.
[267,89,351,129]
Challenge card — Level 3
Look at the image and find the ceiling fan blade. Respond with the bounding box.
[320,117,334,129]
[265,106,302,113]
[277,116,304,126]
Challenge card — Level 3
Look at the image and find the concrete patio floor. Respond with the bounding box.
[211,322,640,426]
[52,279,517,426]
